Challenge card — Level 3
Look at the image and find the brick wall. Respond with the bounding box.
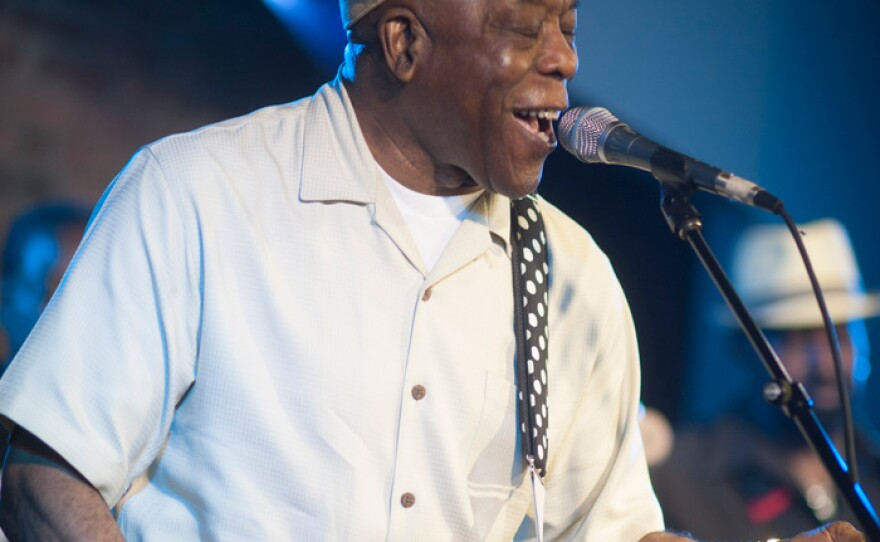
[0,0,326,241]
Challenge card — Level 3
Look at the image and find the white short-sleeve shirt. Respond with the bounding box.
[0,77,663,541]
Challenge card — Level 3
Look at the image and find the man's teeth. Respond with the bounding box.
[514,110,559,143]
[522,110,561,120]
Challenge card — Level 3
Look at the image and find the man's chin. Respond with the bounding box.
[486,168,543,199]
[815,408,845,435]
[770,408,844,449]
[504,185,540,199]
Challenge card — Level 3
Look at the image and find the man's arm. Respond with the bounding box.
[0,428,124,541]
[639,521,866,542]
[639,534,693,542]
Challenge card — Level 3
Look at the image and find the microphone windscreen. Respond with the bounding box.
[558,107,619,163]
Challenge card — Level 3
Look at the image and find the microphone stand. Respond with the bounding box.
[657,182,880,540]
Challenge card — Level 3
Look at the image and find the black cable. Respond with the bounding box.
[777,206,858,484]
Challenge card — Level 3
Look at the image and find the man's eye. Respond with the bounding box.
[512,24,541,38]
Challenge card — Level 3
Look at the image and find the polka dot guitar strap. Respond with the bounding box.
[510,195,549,541]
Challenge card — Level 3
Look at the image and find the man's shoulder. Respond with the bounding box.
[536,196,611,273]
[537,197,599,248]
[145,90,320,162]
[142,79,352,168]
[113,80,353,203]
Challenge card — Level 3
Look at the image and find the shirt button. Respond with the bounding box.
[411,385,426,401]
[422,288,432,301]
[401,493,416,508]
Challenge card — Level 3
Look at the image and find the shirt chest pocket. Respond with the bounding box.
[466,372,524,515]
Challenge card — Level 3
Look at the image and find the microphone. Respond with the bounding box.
[557,106,781,212]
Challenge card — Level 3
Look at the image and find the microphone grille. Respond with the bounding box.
[558,106,619,163]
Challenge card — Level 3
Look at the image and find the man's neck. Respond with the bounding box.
[343,73,479,197]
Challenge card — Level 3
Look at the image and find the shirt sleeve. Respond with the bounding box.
[0,147,201,506]
[556,283,665,540]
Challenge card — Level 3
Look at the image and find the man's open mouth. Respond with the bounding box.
[513,109,561,144]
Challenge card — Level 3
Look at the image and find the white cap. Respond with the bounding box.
[729,218,880,329]
[340,0,386,29]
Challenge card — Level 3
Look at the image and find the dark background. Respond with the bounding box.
[2,0,879,430]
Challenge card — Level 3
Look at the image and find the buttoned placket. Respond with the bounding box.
[375,186,515,539]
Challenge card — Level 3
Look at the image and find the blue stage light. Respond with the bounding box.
[262,0,347,72]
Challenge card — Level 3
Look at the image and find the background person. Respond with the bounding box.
[651,218,880,540]
[0,201,90,370]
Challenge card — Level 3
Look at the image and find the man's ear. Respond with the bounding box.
[377,8,426,83]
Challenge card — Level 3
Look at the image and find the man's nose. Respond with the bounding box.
[537,23,578,81]
[810,328,853,379]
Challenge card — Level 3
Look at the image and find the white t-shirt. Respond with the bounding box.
[380,169,483,271]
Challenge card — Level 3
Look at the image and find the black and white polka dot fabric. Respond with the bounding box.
[511,196,550,478]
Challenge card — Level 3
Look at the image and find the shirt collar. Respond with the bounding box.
[478,190,512,252]
[298,74,512,251]
[299,76,378,204]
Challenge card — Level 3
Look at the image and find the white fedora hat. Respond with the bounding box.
[729,218,880,329]
[340,0,386,29]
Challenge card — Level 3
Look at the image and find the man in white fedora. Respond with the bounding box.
[0,0,866,539]
[651,218,880,540]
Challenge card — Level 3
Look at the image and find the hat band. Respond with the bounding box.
[745,286,856,310]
